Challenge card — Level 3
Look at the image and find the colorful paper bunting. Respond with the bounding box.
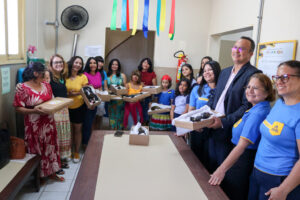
[110,0,118,30]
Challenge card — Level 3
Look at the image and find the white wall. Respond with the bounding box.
[25,0,300,70]
[259,0,300,60]
[26,0,212,69]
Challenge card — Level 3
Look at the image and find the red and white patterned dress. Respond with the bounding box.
[13,82,61,177]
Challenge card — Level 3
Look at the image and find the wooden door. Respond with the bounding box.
[105,28,155,80]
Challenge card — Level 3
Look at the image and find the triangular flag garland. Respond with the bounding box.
[142,0,150,38]
[121,0,127,31]
[131,0,138,35]
[156,0,161,36]
[110,0,118,30]
[160,0,166,32]
[169,0,175,40]
[110,0,175,40]
[126,0,130,30]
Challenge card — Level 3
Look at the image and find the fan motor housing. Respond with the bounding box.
[61,5,89,30]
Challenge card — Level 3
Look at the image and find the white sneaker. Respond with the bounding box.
[73,153,80,163]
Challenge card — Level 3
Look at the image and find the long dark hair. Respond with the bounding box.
[197,61,221,97]
[95,56,105,80]
[137,57,153,73]
[84,57,98,74]
[22,62,45,82]
[107,58,121,77]
[175,78,191,96]
[67,56,84,78]
[180,63,194,81]
[198,56,212,77]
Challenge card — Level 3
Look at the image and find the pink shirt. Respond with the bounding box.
[84,72,102,89]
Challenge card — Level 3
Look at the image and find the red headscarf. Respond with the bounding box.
[161,75,172,82]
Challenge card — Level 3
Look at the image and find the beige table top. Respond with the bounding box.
[70,131,228,200]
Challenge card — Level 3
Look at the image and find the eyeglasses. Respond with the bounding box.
[272,74,300,83]
[244,85,264,91]
[53,61,63,65]
[232,46,248,52]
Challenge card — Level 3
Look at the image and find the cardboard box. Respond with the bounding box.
[110,85,128,96]
[174,106,224,130]
[129,126,149,146]
[80,85,101,109]
[35,97,73,114]
[148,103,171,115]
[142,86,162,94]
[95,90,111,102]
[123,92,151,103]
[174,118,214,130]
[110,94,123,101]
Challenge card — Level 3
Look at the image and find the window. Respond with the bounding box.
[0,0,25,64]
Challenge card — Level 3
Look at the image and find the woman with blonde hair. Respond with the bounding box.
[48,54,72,170]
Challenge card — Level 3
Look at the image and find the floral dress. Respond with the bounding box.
[107,74,125,130]
[13,82,60,177]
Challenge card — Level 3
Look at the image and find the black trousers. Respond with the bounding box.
[190,129,210,170]
[221,147,256,200]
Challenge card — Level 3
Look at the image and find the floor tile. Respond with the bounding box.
[44,179,72,192]
[63,169,77,180]
[39,191,68,200]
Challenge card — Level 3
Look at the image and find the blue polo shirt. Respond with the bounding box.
[231,101,271,149]
[157,89,175,105]
[189,84,212,109]
[254,99,300,176]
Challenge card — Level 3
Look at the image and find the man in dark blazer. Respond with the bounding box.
[207,36,261,172]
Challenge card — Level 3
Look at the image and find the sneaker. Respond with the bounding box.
[73,152,80,163]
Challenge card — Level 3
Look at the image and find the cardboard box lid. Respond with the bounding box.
[123,92,151,102]
[142,86,162,94]
[36,97,73,114]
[110,85,128,95]
[148,103,171,114]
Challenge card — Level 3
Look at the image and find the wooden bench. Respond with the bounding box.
[0,155,41,200]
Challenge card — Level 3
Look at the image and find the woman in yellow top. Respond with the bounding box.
[123,70,144,129]
[66,56,88,163]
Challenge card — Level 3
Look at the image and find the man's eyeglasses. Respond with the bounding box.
[53,61,63,65]
[272,74,300,83]
[232,46,248,52]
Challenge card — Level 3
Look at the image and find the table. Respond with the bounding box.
[70,131,228,200]
[0,155,40,200]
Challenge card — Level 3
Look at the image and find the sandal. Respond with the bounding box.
[49,174,65,182]
[61,163,69,169]
[56,169,65,175]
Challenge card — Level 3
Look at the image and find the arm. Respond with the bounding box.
[122,73,127,85]
[189,106,195,112]
[170,105,175,121]
[265,139,300,200]
[104,79,108,91]
[209,138,250,185]
[15,106,48,115]
[208,92,250,129]
[152,77,157,86]
[183,104,189,114]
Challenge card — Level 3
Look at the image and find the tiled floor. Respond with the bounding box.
[15,156,83,200]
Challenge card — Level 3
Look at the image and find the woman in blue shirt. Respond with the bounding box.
[189,61,221,168]
[209,73,275,200]
[248,60,300,200]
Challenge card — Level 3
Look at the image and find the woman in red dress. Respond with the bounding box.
[13,62,64,181]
